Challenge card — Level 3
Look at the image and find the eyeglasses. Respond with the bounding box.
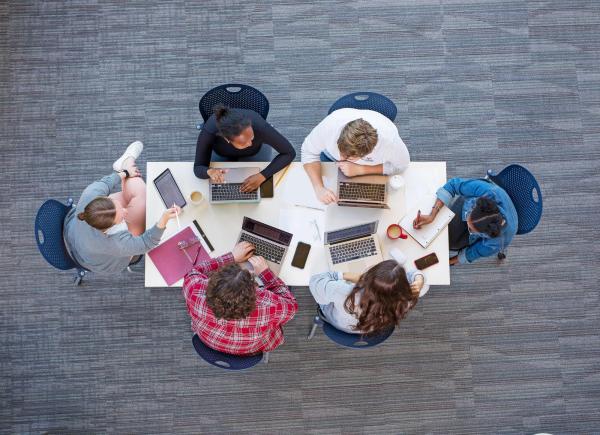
[178,237,202,265]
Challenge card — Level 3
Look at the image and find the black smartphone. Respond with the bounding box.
[260,176,274,198]
[153,168,186,209]
[291,242,311,269]
[414,253,439,270]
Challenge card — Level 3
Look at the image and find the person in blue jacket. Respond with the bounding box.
[413,178,518,265]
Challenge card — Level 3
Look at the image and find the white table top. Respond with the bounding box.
[145,161,450,288]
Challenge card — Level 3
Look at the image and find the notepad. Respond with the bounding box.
[280,165,330,211]
[147,226,211,286]
[399,204,455,248]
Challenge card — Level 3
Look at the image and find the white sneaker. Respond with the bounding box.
[113,140,144,171]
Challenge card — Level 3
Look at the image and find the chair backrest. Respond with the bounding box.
[321,322,395,349]
[192,335,263,370]
[328,92,397,122]
[199,84,269,122]
[487,164,543,235]
[35,199,78,271]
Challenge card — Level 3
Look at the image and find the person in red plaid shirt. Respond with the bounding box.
[183,241,298,355]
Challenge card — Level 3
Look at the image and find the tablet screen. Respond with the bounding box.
[153,169,186,209]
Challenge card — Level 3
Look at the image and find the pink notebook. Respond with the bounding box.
[148,226,211,286]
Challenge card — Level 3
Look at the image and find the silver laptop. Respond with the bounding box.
[237,217,293,275]
[336,170,389,209]
[324,221,383,273]
[209,167,261,204]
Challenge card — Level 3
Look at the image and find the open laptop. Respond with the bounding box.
[209,167,261,204]
[324,221,383,273]
[336,170,389,209]
[237,217,293,275]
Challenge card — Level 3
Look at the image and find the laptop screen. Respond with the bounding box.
[242,217,293,246]
[325,221,378,245]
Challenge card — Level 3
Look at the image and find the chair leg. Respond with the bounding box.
[263,352,270,364]
[307,316,323,340]
[498,251,506,260]
[73,269,85,286]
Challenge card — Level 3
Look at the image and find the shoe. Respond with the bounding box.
[113,140,144,171]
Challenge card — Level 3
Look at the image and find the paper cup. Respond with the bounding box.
[188,190,204,206]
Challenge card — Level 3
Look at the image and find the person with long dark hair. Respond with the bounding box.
[413,178,518,265]
[193,104,296,192]
[309,260,427,335]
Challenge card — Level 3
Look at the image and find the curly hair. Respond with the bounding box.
[344,260,418,335]
[469,196,504,238]
[206,263,256,320]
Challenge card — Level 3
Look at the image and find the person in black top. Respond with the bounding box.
[194,105,296,192]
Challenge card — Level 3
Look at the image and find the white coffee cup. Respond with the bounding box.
[188,190,204,206]
[389,175,405,190]
[389,248,407,265]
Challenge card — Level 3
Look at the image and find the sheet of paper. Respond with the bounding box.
[280,165,331,211]
[399,203,455,248]
[278,209,325,244]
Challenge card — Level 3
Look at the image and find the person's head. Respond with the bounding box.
[77,197,125,231]
[213,104,254,149]
[206,263,256,320]
[466,197,504,238]
[344,260,417,335]
[337,118,378,161]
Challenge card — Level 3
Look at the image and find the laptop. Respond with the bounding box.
[324,221,383,273]
[209,167,261,204]
[237,217,293,275]
[336,170,389,209]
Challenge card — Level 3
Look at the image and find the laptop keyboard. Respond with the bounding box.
[329,238,378,265]
[239,233,285,264]
[212,183,258,201]
[339,182,385,202]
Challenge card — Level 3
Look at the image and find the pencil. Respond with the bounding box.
[275,164,291,188]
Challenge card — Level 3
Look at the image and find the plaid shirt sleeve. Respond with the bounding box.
[258,268,298,327]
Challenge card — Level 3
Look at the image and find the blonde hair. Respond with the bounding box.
[77,197,116,231]
[337,118,378,158]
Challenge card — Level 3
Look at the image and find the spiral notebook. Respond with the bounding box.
[399,205,455,248]
[147,226,211,286]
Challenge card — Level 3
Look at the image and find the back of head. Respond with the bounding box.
[77,197,116,231]
[212,104,252,140]
[344,259,417,335]
[337,118,378,159]
[470,196,504,238]
[206,263,256,320]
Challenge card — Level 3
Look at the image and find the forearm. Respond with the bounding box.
[303,161,324,189]
[261,149,295,179]
[357,164,383,176]
[429,199,445,218]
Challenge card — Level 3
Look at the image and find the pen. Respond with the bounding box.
[193,219,214,252]
[275,164,291,188]
[312,219,321,241]
[294,204,325,212]
[174,204,181,229]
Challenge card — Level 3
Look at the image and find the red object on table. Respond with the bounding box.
[147,226,211,286]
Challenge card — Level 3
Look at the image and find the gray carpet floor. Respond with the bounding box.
[2,1,600,433]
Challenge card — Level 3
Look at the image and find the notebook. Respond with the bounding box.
[147,226,211,286]
[399,204,455,248]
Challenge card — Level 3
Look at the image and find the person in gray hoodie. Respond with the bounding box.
[64,141,180,274]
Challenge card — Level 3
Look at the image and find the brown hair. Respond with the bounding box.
[344,260,418,335]
[77,197,116,231]
[206,263,256,320]
[337,118,378,158]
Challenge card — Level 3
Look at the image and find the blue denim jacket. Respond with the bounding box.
[436,178,518,264]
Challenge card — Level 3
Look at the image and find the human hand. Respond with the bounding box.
[316,186,337,204]
[248,256,269,275]
[157,205,181,229]
[232,241,255,263]
[241,173,266,193]
[449,256,459,266]
[413,210,435,229]
[207,168,228,183]
[342,272,361,283]
[337,161,363,177]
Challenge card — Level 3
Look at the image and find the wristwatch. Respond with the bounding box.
[121,169,130,178]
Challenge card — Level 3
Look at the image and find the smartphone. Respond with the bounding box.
[260,176,274,198]
[153,168,186,209]
[414,252,439,270]
[291,242,311,269]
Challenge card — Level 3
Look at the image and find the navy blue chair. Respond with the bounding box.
[192,335,268,370]
[307,309,395,348]
[197,84,270,129]
[35,199,88,285]
[328,92,397,122]
[486,164,543,259]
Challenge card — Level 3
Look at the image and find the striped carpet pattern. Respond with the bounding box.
[1,1,599,433]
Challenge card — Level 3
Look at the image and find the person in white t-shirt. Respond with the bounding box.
[301,108,411,204]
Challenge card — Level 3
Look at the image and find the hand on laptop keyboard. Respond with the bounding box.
[248,256,269,274]
[241,173,266,192]
[232,241,255,263]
